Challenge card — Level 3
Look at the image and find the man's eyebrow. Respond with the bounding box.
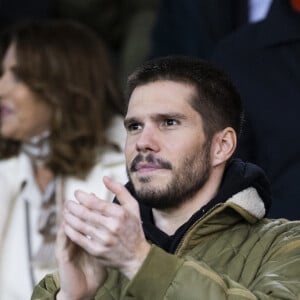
[154,112,187,120]
[124,113,187,126]
[124,117,140,127]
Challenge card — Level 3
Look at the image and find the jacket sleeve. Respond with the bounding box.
[109,242,300,300]
[32,233,300,299]
[31,273,60,300]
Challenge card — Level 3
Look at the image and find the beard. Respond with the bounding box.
[127,140,211,210]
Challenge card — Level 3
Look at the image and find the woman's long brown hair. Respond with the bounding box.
[0,20,124,178]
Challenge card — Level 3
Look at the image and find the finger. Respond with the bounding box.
[64,206,106,240]
[63,220,96,254]
[73,190,124,218]
[73,190,106,210]
[63,219,117,259]
[65,202,128,244]
[103,176,140,218]
[65,199,108,224]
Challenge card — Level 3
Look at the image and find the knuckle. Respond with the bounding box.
[90,244,102,256]
[102,236,115,247]
[111,222,122,235]
[118,209,128,222]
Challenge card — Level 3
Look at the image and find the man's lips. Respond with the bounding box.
[130,153,172,173]
[135,163,163,173]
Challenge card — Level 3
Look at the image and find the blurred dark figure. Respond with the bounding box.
[56,0,159,87]
[149,0,272,59]
[0,0,55,28]
[212,0,300,220]
[0,0,159,88]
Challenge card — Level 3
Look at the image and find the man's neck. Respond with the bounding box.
[152,168,223,235]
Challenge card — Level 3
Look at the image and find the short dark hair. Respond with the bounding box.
[126,55,243,140]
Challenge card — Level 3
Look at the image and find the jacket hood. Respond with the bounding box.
[214,158,271,217]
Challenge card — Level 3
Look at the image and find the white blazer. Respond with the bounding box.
[0,116,128,300]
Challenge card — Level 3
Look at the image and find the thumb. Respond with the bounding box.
[103,176,140,218]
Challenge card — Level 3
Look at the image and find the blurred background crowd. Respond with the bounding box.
[0,0,299,299]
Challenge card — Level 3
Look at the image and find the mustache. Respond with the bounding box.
[130,154,172,172]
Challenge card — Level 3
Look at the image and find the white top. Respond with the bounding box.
[249,0,273,23]
[0,116,128,300]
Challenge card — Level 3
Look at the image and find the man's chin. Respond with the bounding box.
[132,172,170,186]
[133,168,169,180]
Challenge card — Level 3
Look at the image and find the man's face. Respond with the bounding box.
[125,80,212,210]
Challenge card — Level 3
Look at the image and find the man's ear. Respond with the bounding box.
[210,127,237,167]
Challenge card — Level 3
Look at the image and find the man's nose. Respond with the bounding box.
[136,125,160,153]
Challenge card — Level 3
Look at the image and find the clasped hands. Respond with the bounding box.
[56,176,151,300]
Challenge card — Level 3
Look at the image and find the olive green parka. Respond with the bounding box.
[32,161,300,299]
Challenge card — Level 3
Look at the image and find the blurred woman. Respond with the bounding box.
[0,20,127,300]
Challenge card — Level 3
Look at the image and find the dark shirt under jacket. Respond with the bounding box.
[149,0,249,60]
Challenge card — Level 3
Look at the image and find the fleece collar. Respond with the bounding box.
[214,158,271,217]
[227,187,266,219]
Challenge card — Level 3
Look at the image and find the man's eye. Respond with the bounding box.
[164,119,178,126]
[127,123,142,132]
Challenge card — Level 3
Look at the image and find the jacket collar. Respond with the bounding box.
[214,158,271,217]
[226,187,265,219]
